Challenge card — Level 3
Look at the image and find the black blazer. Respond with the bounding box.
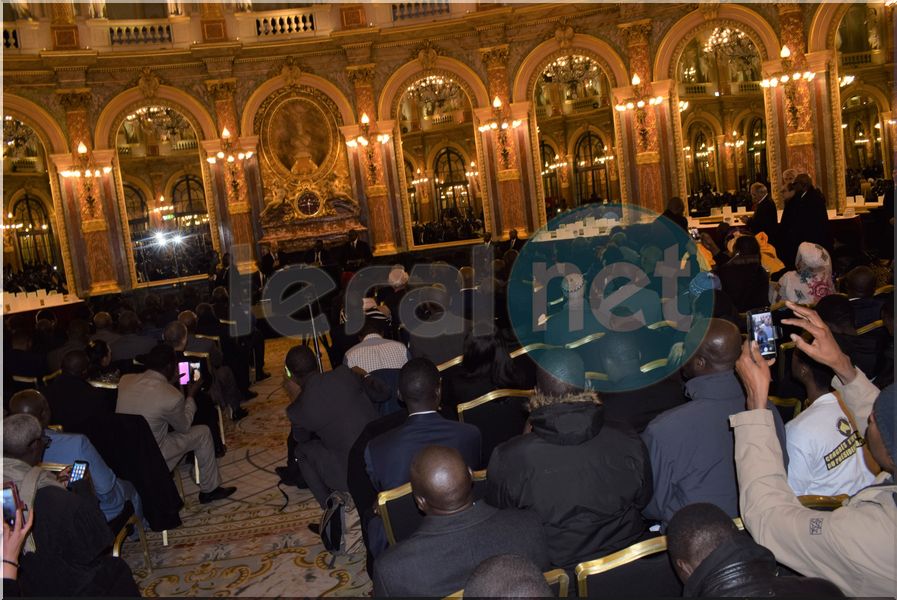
[45,374,115,434]
[303,248,332,266]
[373,502,548,597]
[365,412,482,491]
[342,239,372,267]
[747,196,778,246]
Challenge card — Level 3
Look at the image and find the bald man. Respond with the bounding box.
[746,182,778,246]
[844,266,884,328]
[43,349,115,433]
[641,319,788,526]
[373,446,547,597]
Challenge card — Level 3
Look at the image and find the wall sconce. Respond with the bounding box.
[678,100,689,112]
[614,74,665,151]
[760,45,816,129]
[59,142,112,209]
[346,113,389,183]
[838,74,855,88]
[206,127,252,196]
[477,96,521,170]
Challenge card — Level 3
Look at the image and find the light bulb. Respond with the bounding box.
[780,45,791,59]
[103,166,112,174]
[77,142,88,154]
[217,151,225,159]
[207,157,216,164]
[360,113,370,125]
[492,96,502,109]
[631,74,641,86]
[221,127,231,139]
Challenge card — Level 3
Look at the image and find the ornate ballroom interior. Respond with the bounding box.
[1,1,893,296]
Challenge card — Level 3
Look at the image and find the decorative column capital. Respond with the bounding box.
[55,88,92,112]
[137,68,161,99]
[618,19,651,47]
[346,63,376,87]
[479,44,509,70]
[205,78,237,101]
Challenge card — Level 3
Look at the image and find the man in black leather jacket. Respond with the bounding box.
[667,503,844,597]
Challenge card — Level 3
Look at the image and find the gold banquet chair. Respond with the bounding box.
[457,389,534,460]
[183,350,227,446]
[443,567,570,598]
[575,536,681,598]
[798,494,849,511]
[769,396,802,423]
[436,354,464,373]
[379,470,488,546]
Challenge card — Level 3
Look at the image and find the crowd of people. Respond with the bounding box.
[1,169,895,597]
[2,263,68,294]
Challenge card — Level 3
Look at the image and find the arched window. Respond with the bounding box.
[746,117,768,185]
[11,194,56,266]
[573,132,612,205]
[837,4,879,55]
[171,174,207,229]
[433,148,469,219]
[405,160,419,222]
[123,184,149,236]
[693,130,716,191]
[540,142,561,213]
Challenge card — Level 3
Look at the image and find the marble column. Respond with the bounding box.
[205,78,255,267]
[346,63,397,255]
[619,19,665,214]
[56,88,120,295]
[49,1,79,50]
[479,44,529,236]
[777,3,817,181]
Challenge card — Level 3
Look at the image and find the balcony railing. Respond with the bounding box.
[682,83,713,96]
[3,27,18,49]
[109,21,173,46]
[256,11,315,37]
[392,1,450,22]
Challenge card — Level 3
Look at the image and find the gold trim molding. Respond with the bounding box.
[636,152,661,165]
[786,131,814,146]
[81,219,108,233]
[367,184,388,197]
[497,168,520,182]
[228,201,251,215]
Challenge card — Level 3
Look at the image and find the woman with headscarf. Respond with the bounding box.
[771,242,835,305]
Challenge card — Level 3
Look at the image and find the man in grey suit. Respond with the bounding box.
[373,445,548,597]
[117,344,236,504]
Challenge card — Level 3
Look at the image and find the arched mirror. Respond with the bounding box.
[677,26,764,207]
[395,73,486,247]
[841,94,885,198]
[2,115,68,293]
[115,105,216,283]
[532,53,617,218]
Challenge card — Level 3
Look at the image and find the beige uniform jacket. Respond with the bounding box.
[731,369,897,597]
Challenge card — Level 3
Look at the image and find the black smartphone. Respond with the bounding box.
[3,482,22,527]
[69,460,89,489]
[747,309,777,359]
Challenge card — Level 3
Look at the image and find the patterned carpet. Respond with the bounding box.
[120,338,373,597]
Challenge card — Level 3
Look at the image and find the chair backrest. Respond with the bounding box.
[575,536,682,598]
[798,494,849,511]
[42,370,61,386]
[444,567,570,599]
[194,333,221,348]
[769,396,802,423]
[379,469,487,546]
[437,354,463,372]
[457,389,533,461]
[88,380,119,390]
[857,319,884,336]
[874,284,894,297]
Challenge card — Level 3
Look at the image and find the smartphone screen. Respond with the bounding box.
[190,361,201,382]
[69,460,89,488]
[2,485,17,527]
[178,361,191,385]
[749,311,777,359]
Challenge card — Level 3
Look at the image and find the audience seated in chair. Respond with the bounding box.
[464,554,552,598]
[344,318,410,374]
[642,319,787,526]
[373,445,547,597]
[772,242,835,305]
[666,503,843,597]
[2,414,141,597]
[85,339,121,385]
[732,302,897,597]
[91,311,120,347]
[486,349,652,568]
[786,347,877,496]
[6,329,48,379]
[843,266,884,328]
[8,389,143,525]
[44,350,116,434]
[47,318,90,374]
[115,344,236,505]
[110,310,157,362]
[714,235,772,313]
[814,294,883,379]
[283,344,377,508]
[364,358,482,557]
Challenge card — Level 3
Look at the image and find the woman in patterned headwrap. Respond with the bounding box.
[771,242,835,305]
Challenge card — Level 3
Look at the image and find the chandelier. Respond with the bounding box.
[703,27,758,70]
[123,106,193,145]
[541,55,599,86]
[406,75,461,105]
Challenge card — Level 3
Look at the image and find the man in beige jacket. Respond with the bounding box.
[732,301,896,598]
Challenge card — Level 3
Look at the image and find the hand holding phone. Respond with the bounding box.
[747,309,778,359]
[68,460,89,490]
[3,483,22,528]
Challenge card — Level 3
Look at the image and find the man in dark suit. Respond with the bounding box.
[746,183,778,246]
[303,239,331,266]
[778,173,832,269]
[44,350,115,434]
[844,266,885,328]
[259,247,275,282]
[342,230,372,270]
[284,344,378,507]
[373,445,548,597]
[500,229,525,254]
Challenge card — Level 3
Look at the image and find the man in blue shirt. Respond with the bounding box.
[9,389,142,524]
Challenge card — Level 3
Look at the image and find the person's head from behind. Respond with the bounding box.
[867,385,897,475]
[211,286,229,305]
[118,310,142,335]
[9,389,52,429]
[814,294,855,335]
[782,168,798,186]
[61,349,90,379]
[410,445,472,516]
[399,358,441,414]
[3,413,47,466]
[535,349,585,398]
[178,310,198,334]
[93,311,114,332]
[750,182,768,203]
[464,555,552,598]
[599,333,642,382]
[730,234,761,265]
[793,173,813,194]
[681,318,742,379]
[348,230,359,243]
[86,339,111,370]
[844,266,876,299]
[34,309,57,328]
[667,503,741,583]
[666,196,685,216]
[142,343,177,383]
[162,321,188,351]
[791,347,834,401]
[509,228,518,241]
[359,317,385,341]
[459,266,475,289]
[284,344,318,393]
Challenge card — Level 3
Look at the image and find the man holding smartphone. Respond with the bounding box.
[117,344,236,504]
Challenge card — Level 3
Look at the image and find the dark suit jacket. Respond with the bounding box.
[364,412,482,492]
[747,196,778,246]
[342,240,372,267]
[373,502,548,597]
[6,349,48,377]
[599,373,686,434]
[778,188,832,268]
[303,248,332,266]
[286,365,378,490]
[501,237,525,255]
[45,374,115,434]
